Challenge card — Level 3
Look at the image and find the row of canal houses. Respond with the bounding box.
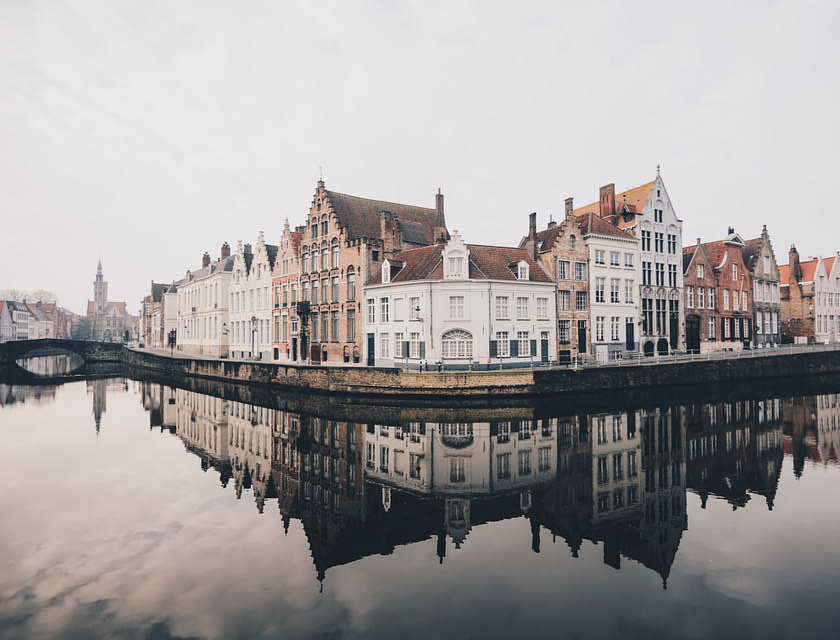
[141,170,838,366]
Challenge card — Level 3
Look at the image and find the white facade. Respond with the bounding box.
[363,233,556,369]
[814,254,840,343]
[229,233,278,360]
[176,254,234,357]
[591,411,642,523]
[0,301,32,342]
[637,174,684,354]
[586,230,640,362]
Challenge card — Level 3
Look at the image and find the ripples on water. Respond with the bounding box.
[1,374,839,640]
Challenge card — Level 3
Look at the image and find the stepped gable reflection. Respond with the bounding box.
[135,384,802,589]
[687,399,784,510]
[783,393,840,476]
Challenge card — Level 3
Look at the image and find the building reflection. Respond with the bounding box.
[782,393,840,474]
[86,378,128,433]
[0,383,58,407]
[137,385,795,588]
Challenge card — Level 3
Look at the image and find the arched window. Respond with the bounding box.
[321,245,329,270]
[331,240,339,268]
[569,234,576,249]
[441,329,473,359]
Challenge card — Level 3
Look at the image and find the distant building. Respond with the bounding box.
[87,261,133,342]
[779,247,840,343]
[271,220,304,362]
[229,234,278,360]
[0,300,32,342]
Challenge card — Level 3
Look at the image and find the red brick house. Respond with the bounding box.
[271,220,304,361]
[682,229,753,352]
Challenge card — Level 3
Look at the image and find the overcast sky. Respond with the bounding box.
[2,0,838,314]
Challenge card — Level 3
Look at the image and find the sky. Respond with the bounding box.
[1,0,839,315]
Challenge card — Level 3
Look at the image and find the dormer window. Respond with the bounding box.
[382,261,391,284]
[448,256,464,274]
[517,261,529,280]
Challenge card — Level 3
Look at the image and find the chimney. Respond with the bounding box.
[790,245,802,282]
[221,242,231,259]
[202,252,211,268]
[526,212,538,260]
[727,226,735,235]
[565,197,574,218]
[547,215,557,229]
[434,188,449,244]
[599,184,615,218]
[244,243,252,255]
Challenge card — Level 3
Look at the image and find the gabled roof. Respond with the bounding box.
[741,238,762,270]
[573,181,656,218]
[151,282,168,302]
[366,243,552,285]
[682,245,697,273]
[779,259,818,285]
[324,190,439,244]
[698,237,745,272]
[578,212,635,239]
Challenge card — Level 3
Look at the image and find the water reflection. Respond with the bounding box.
[132,383,822,590]
[16,351,84,376]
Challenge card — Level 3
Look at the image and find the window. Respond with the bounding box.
[576,291,587,311]
[311,251,319,272]
[763,255,770,273]
[732,264,738,281]
[654,208,663,223]
[331,311,339,341]
[697,264,704,279]
[332,244,339,268]
[742,291,747,310]
[558,260,570,280]
[321,247,328,270]
[379,332,390,358]
[641,230,651,251]
[497,452,511,479]
[569,234,576,249]
[496,296,509,319]
[517,297,529,319]
[537,297,548,319]
[394,331,404,357]
[597,456,608,484]
[518,450,531,475]
[628,451,637,477]
[448,256,464,275]
[610,278,620,303]
[517,263,529,280]
[331,277,339,302]
[624,253,634,268]
[538,447,551,472]
[449,457,465,482]
[610,251,620,266]
[698,287,704,308]
[642,261,652,285]
[596,277,605,303]
[613,453,623,481]
[347,309,355,341]
[610,316,620,341]
[558,320,570,343]
[574,262,586,281]
[723,289,729,310]
[559,290,570,311]
[409,332,421,358]
[517,330,529,355]
[449,296,464,319]
[596,316,605,341]
[321,313,328,342]
[442,329,473,359]
[708,288,715,308]
[380,446,389,472]
[668,264,677,287]
[625,279,634,303]
[367,298,376,324]
[667,234,677,254]
[311,280,319,305]
[655,263,664,286]
[347,271,356,301]
[654,232,664,253]
[496,331,509,356]
[732,290,739,311]
[595,250,605,265]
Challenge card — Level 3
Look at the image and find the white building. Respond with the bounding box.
[27,305,52,339]
[0,301,32,342]
[176,246,235,357]
[229,233,279,360]
[591,411,642,523]
[814,254,840,343]
[363,232,556,369]
[578,214,641,361]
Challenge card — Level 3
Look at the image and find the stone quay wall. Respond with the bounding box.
[122,347,840,399]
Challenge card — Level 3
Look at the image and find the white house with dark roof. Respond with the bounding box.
[0,300,33,342]
[363,231,556,369]
[229,232,279,360]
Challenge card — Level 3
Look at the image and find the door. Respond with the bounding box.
[625,321,635,351]
[669,313,679,350]
[291,337,298,361]
[252,329,258,357]
[540,331,549,363]
[686,315,700,353]
[577,320,587,355]
[367,333,375,367]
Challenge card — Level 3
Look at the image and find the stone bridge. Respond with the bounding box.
[0,339,124,367]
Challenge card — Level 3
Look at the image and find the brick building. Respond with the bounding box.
[271,220,304,362]
[779,247,840,343]
[521,201,590,363]
[682,229,753,353]
[299,180,447,364]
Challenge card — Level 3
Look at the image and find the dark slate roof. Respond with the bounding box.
[324,190,439,243]
[741,238,761,270]
[366,243,553,285]
[682,246,696,273]
[151,282,168,303]
[266,244,279,268]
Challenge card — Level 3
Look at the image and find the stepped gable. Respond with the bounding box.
[324,190,439,243]
[366,243,552,285]
[86,300,126,314]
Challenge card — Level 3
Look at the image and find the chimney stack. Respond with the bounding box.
[526,212,538,260]
[565,197,574,218]
[221,242,231,259]
[599,184,616,218]
[434,188,449,244]
[790,245,802,282]
[202,252,211,268]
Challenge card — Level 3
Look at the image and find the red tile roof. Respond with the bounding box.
[778,264,790,283]
[778,259,818,284]
[577,212,635,239]
[572,180,656,218]
[366,243,552,285]
[87,300,127,314]
[324,190,439,244]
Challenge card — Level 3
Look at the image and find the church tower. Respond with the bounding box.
[94,260,107,315]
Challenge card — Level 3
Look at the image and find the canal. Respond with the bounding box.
[1,372,839,639]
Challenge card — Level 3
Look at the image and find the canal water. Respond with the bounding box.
[1,375,839,640]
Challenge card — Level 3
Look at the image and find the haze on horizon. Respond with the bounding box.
[1,0,838,315]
